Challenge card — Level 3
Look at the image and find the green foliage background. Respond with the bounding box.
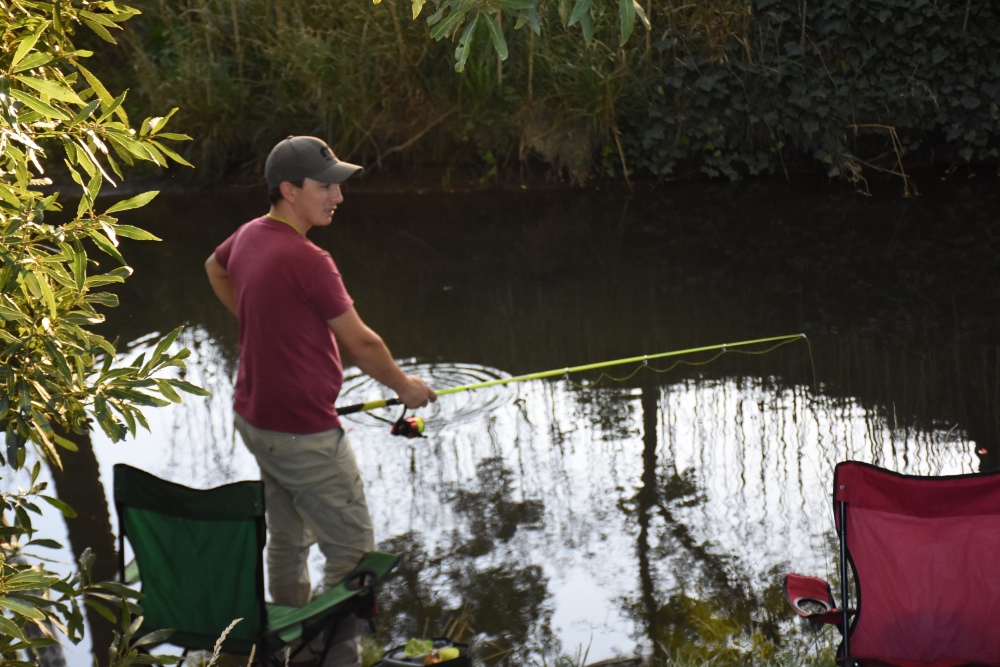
[0,1,200,663]
[98,0,1000,189]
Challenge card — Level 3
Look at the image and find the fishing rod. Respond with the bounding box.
[336,334,811,429]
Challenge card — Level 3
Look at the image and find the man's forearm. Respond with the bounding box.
[348,336,410,393]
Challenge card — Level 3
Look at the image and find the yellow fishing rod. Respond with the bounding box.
[336,333,810,425]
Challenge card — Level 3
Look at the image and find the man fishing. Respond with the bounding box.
[205,135,437,666]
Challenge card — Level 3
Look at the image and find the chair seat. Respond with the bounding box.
[264,551,398,645]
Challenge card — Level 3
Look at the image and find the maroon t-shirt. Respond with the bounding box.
[214,216,353,433]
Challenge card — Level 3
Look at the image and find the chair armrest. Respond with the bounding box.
[784,572,854,627]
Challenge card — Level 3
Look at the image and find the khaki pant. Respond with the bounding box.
[235,414,375,666]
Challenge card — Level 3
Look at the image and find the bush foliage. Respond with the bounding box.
[106,0,1000,189]
[626,0,1000,192]
[1,0,199,662]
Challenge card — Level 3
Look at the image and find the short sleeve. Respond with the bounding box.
[302,251,353,321]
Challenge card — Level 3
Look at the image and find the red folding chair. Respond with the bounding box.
[785,460,1000,667]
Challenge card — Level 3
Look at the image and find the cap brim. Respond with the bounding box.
[313,161,363,184]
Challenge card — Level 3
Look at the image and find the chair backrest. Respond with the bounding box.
[113,464,267,653]
[835,461,1000,666]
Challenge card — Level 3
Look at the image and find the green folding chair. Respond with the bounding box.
[113,463,398,664]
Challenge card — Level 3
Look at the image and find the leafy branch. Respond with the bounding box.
[375,0,650,71]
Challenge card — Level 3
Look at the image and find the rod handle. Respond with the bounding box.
[337,397,401,415]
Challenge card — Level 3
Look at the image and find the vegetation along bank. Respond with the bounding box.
[96,0,1000,192]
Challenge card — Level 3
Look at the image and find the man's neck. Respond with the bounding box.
[267,204,307,235]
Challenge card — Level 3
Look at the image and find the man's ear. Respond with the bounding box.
[279,181,298,202]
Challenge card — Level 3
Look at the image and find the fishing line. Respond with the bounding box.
[337,333,815,420]
[574,335,815,388]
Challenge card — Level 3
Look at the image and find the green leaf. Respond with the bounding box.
[110,225,161,242]
[13,52,54,74]
[79,9,122,27]
[6,571,60,590]
[618,0,636,45]
[132,629,174,648]
[0,597,46,621]
[430,3,470,40]
[579,11,593,45]
[168,379,211,397]
[71,242,87,291]
[40,495,77,519]
[14,75,85,105]
[150,328,181,367]
[105,191,158,214]
[25,538,63,550]
[9,89,70,121]
[82,17,117,43]
[0,183,21,207]
[10,21,49,70]
[86,229,126,264]
[141,107,181,137]
[0,616,25,640]
[84,598,117,624]
[78,64,128,124]
[147,139,194,168]
[150,132,190,142]
[97,581,140,599]
[482,13,508,60]
[23,272,57,319]
[155,379,182,403]
[568,0,592,27]
[53,433,80,452]
[68,99,101,127]
[453,13,480,72]
[0,301,26,322]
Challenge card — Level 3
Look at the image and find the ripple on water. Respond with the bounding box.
[339,361,515,428]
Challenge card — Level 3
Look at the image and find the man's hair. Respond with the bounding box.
[267,178,304,205]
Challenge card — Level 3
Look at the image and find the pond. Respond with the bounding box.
[11,174,1000,665]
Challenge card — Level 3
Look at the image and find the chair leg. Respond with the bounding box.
[315,616,359,667]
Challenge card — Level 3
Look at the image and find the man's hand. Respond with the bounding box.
[396,375,437,410]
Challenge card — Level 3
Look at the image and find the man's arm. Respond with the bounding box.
[205,252,237,316]
[328,307,437,409]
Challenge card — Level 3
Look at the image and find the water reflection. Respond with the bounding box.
[9,178,1000,665]
[342,363,517,429]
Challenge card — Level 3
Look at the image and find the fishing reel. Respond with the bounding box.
[390,413,425,439]
[358,403,426,438]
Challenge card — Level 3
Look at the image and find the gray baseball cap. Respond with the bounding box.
[264,136,362,189]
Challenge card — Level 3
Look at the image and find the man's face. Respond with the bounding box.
[289,177,344,229]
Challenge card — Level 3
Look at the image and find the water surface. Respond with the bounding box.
[13,176,1000,664]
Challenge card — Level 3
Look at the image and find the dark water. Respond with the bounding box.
[14,175,1000,665]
